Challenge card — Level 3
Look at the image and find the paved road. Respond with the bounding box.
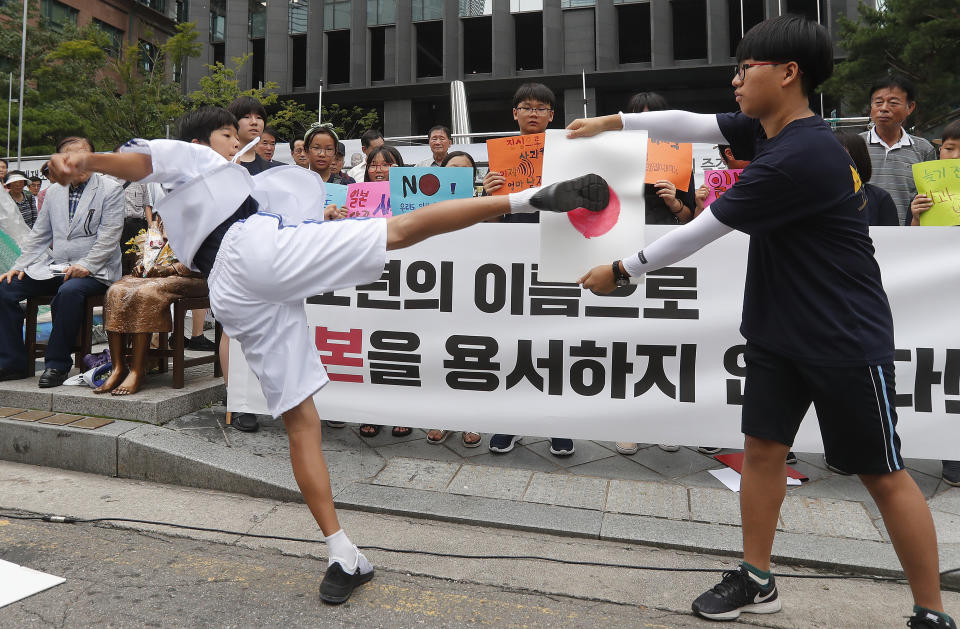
[0,516,734,629]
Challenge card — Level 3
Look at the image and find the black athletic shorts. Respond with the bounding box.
[740,342,904,475]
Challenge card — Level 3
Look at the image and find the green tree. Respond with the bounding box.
[187,54,279,109]
[820,0,960,127]
[321,103,381,140]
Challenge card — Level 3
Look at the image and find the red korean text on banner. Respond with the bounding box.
[315,327,364,382]
[644,140,693,191]
[486,133,545,195]
[346,181,392,218]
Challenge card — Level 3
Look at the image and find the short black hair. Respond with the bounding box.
[942,119,960,143]
[868,75,916,103]
[289,133,305,152]
[361,129,384,149]
[56,136,95,153]
[512,82,555,109]
[177,107,238,143]
[736,15,833,96]
[336,141,346,157]
[226,95,267,121]
[261,126,278,140]
[428,125,452,140]
[304,124,338,150]
[833,130,872,182]
[440,150,477,183]
[29,175,42,182]
[627,92,668,113]
[363,145,403,182]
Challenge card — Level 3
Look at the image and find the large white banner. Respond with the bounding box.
[229,224,960,459]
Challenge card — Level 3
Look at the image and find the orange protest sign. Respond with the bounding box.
[644,140,693,191]
[485,133,545,195]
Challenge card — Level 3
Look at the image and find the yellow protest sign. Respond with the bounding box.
[913,159,960,226]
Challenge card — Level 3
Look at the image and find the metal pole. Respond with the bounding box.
[16,0,27,169]
[6,72,12,160]
[581,70,587,119]
[740,0,745,36]
[318,82,323,121]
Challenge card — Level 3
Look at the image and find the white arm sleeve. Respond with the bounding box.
[619,110,727,144]
[119,139,227,187]
[621,206,734,277]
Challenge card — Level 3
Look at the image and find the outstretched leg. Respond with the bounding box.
[112,333,150,395]
[93,332,128,394]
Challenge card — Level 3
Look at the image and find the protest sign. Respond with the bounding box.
[228,224,960,460]
[703,169,743,207]
[913,159,960,226]
[324,182,348,209]
[345,181,391,218]
[486,133,545,195]
[644,140,693,191]
[538,129,647,282]
[389,167,475,214]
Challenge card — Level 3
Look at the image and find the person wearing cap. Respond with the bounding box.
[0,136,124,388]
[329,142,355,185]
[5,171,38,229]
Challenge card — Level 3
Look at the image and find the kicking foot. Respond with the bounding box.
[110,370,144,396]
[93,365,128,394]
[319,551,374,605]
[531,174,610,213]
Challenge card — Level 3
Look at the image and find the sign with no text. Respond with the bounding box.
[486,133,545,195]
[389,167,475,214]
[644,140,693,191]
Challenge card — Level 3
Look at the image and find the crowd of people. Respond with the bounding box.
[0,13,957,624]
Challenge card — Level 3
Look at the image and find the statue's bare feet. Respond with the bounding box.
[111,370,144,396]
[93,366,128,394]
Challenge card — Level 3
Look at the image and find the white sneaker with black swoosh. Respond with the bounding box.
[691,566,781,620]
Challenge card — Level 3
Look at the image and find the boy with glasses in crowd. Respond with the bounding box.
[571,16,954,627]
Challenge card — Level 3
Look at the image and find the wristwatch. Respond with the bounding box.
[611,260,630,287]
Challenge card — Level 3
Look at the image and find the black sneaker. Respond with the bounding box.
[692,567,781,621]
[319,561,374,605]
[943,460,960,487]
[231,412,260,432]
[186,334,217,351]
[530,174,610,213]
[785,451,798,465]
[489,434,520,453]
[908,609,958,628]
[550,438,575,456]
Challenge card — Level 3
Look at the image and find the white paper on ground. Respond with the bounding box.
[539,128,647,282]
[709,467,802,493]
[0,558,66,608]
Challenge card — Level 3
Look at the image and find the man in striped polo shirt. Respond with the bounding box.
[859,76,937,225]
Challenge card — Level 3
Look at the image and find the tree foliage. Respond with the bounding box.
[186,54,278,109]
[266,101,381,143]
[821,0,960,127]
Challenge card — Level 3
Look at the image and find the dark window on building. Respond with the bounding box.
[327,30,351,84]
[416,21,443,78]
[617,3,651,64]
[40,0,78,32]
[514,11,543,71]
[249,0,267,39]
[210,0,226,43]
[251,38,265,88]
[728,0,766,57]
[176,1,188,22]
[213,42,225,66]
[292,35,307,87]
[93,19,125,58]
[785,0,820,22]
[462,16,492,74]
[370,27,386,81]
[139,40,157,73]
[672,0,707,60]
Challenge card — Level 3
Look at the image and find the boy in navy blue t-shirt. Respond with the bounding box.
[570,16,954,627]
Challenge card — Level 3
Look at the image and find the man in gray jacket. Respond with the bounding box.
[0,136,124,387]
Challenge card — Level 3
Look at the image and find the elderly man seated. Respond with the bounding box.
[0,136,123,387]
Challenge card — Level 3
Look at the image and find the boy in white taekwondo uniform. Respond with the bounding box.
[45,106,609,605]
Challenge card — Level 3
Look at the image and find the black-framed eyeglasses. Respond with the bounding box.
[515,106,552,114]
[733,61,780,81]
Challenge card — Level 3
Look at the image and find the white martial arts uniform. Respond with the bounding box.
[121,139,387,417]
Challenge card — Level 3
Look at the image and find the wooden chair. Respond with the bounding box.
[124,295,222,389]
[23,293,105,377]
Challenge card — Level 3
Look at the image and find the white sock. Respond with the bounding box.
[324,529,373,574]
[508,186,539,214]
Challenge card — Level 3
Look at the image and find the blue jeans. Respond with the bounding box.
[0,275,106,372]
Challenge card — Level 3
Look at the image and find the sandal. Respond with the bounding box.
[392,426,413,438]
[461,432,482,448]
[426,429,450,444]
[359,424,381,438]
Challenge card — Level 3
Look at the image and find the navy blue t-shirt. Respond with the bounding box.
[863,182,900,227]
[711,113,894,366]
